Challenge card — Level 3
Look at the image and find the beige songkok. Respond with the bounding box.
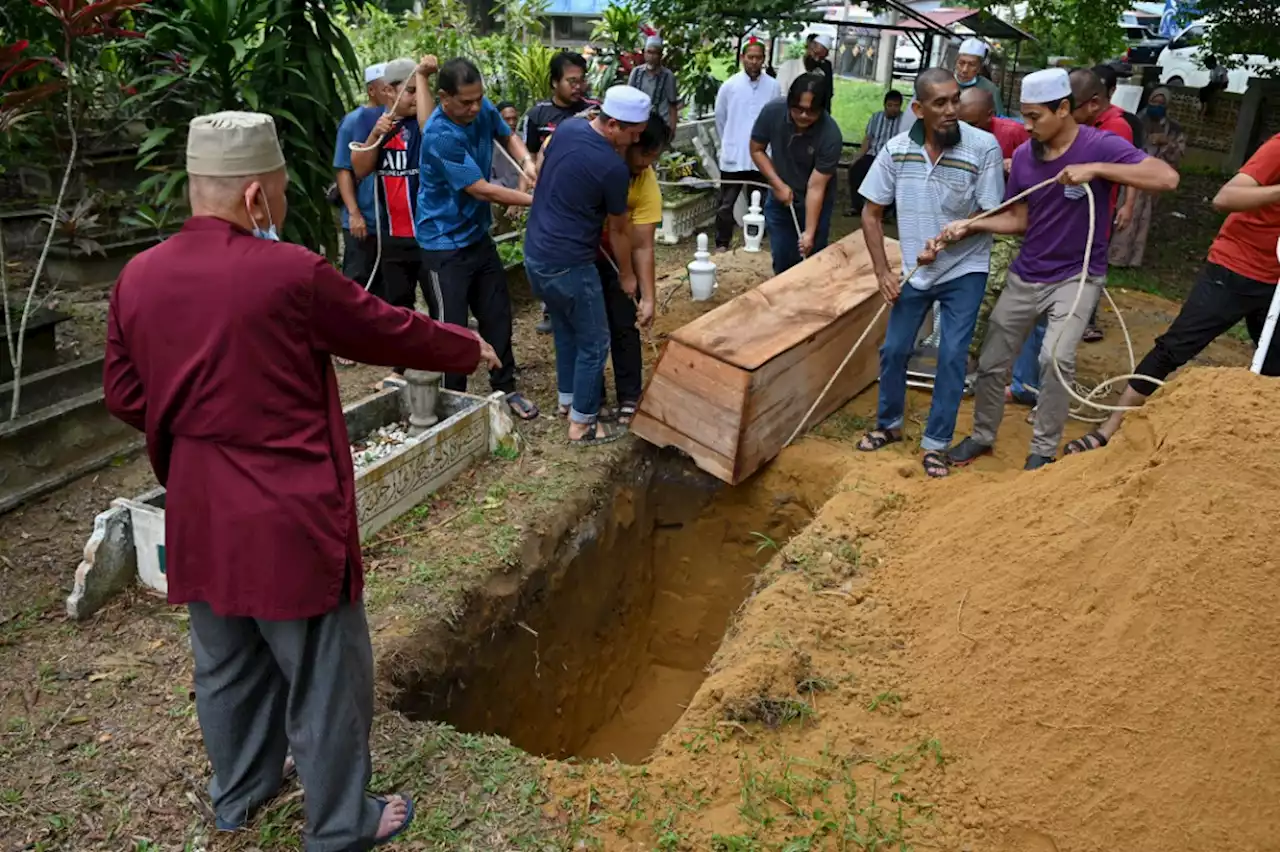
[186,111,286,178]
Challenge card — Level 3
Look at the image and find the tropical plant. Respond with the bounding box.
[49,193,107,256]
[1,0,149,420]
[493,0,549,44]
[508,39,557,108]
[588,1,644,92]
[129,0,365,253]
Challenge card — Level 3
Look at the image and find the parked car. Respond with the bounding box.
[1122,33,1169,66]
[893,43,920,76]
[1157,21,1280,93]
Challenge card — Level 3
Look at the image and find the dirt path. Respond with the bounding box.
[0,204,1254,850]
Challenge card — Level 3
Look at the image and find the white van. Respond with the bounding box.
[1157,21,1280,94]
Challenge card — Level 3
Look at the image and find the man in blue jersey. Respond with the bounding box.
[417,57,542,420]
[333,62,386,297]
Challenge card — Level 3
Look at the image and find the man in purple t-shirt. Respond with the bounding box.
[928,68,1178,471]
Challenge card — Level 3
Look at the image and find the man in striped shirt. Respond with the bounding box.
[857,68,1004,479]
[846,89,904,216]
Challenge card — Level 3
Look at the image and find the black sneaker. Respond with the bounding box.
[1024,453,1054,471]
[946,436,992,466]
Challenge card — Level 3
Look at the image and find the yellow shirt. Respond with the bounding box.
[628,166,663,226]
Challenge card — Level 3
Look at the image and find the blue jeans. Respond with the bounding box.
[876,271,987,452]
[524,256,609,424]
[764,190,835,276]
[1011,315,1045,396]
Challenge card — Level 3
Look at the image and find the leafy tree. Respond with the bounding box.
[130,0,365,254]
[965,0,1128,65]
[1196,0,1280,70]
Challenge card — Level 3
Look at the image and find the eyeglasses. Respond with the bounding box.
[789,104,820,117]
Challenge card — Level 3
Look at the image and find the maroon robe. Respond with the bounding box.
[103,217,481,620]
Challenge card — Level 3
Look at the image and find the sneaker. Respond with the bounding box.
[946,436,992,467]
[1024,453,1054,471]
[535,313,552,334]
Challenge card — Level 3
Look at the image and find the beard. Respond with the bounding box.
[1030,138,1046,161]
[803,56,818,71]
[933,123,962,148]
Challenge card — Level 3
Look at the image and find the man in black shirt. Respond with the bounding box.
[526,50,599,334]
[526,51,599,156]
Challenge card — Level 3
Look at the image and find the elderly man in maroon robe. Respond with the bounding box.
[103,111,498,848]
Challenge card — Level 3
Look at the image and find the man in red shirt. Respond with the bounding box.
[1065,133,1280,455]
[104,112,499,846]
[958,84,1027,169]
[1071,66,1138,342]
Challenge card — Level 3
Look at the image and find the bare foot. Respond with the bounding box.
[376,795,409,839]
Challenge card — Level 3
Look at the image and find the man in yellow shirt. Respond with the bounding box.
[598,112,666,424]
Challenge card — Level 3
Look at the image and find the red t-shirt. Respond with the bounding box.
[990,116,1029,159]
[1094,105,1134,223]
[1208,134,1280,284]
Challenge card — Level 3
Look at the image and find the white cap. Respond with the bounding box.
[186,111,286,178]
[602,85,652,124]
[958,38,988,58]
[382,57,417,86]
[645,35,663,49]
[813,34,833,50]
[364,62,387,84]
[1021,68,1072,105]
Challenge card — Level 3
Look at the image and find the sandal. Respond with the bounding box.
[505,392,540,421]
[371,795,415,846]
[856,428,902,452]
[569,420,627,447]
[1082,324,1104,343]
[922,450,950,479]
[616,400,639,426]
[1063,430,1108,455]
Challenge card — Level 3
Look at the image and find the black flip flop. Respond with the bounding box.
[857,429,902,452]
[922,450,950,479]
[1063,430,1108,455]
[505,392,540,421]
[569,420,627,447]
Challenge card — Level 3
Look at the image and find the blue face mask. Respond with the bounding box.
[246,189,280,241]
[958,77,977,87]
[1146,104,1166,120]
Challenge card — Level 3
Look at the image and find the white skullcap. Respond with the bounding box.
[186,111,285,178]
[602,85,652,124]
[812,34,833,50]
[1021,68,1072,105]
[364,62,387,84]
[645,35,663,49]
[958,38,988,58]
[382,57,417,85]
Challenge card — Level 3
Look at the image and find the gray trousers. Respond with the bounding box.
[971,270,1104,458]
[188,594,381,851]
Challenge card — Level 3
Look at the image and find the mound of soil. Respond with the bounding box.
[875,366,1280,850]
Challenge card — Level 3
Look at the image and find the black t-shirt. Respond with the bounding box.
[750,98,843,197]
[524,97,599,154]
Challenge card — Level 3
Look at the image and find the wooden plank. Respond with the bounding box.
[735,297,888,480]
[671,233,902,371]
[628,409,737,484]
[631,341,748,463]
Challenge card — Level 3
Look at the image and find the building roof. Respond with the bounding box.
[897,6,1035,41]
[545,0,609,16]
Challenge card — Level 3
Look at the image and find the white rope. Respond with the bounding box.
[657,176,803,239]
[782,173,1171,449]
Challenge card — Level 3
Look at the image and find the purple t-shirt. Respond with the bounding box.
[1006,125,1146,283]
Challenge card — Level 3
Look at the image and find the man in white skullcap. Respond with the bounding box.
[955,37,1004,116]
[524,85,650,445]
[104,111,498,849]
[332,61,390,311]
[928,68,1178,471]
[776,32,835,105]
[628,34,680,128]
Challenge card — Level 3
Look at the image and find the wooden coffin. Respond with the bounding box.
[632,232,901,485]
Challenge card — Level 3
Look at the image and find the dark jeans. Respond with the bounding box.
[876,271,987,451]
[764,188,835,276]
[596,258,643,404]
[525,256,610,423]
[714,170,764,249]
[1132,262,1280,396]
[420,237,517,394]
[846,154,875,213]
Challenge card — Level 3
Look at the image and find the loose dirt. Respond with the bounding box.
[549,368,1280,852]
